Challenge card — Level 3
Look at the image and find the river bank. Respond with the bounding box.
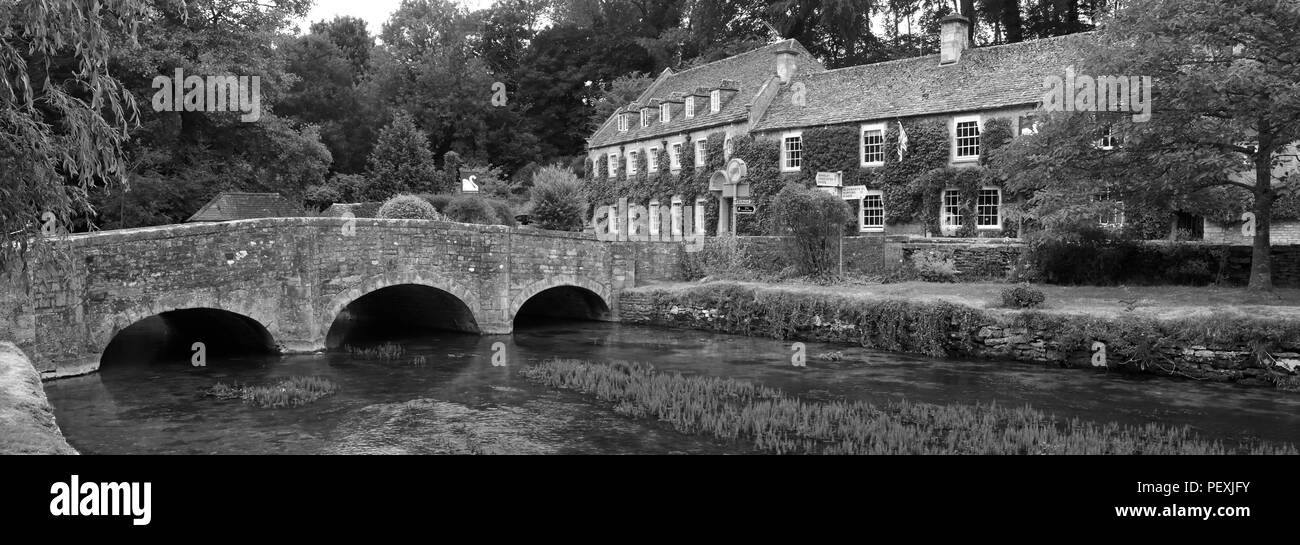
[618,281,1300,390]
[0,342,76,454]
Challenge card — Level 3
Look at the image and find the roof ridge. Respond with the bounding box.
[663,38,797,80]
[810,31,1095,78]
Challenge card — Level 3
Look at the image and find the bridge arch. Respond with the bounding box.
[97,305,278,369]
[509,276,614,324]
[321,272,482,348]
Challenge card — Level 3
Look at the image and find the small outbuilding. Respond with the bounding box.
[186,192,301,222]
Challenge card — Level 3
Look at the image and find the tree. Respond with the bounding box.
[992,0,1300,290]
[366,113,439,199]
[1,0,152,267]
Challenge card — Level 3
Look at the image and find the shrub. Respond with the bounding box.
[678,234,753,280]
[377,194,444,220]
[529,165,588,231]
[421,193,455,213]
[771,184,852,277]
[488,199,516,226]
[241,376,339,408]
[910,250,958,282]
[1000,284,1046,308]
[444,195,499,225]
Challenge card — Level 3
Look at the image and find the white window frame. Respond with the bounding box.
[694,139,707,167]
[710,90,721,113]
[669,142,682,171]
[940,188,962,233]
[860,123,886,167]
[976,187,1002,230]
[953,115,982,162]
[685,98,695,118]
[607,152,618,178]
[1098,127,1118,150]
[641,109,650,128]
[781,131,803,172]
[627,150,638,176]
[661,103,671,123]
[648,147,660,173]
[861,190,885,233]
[617,114,628,132]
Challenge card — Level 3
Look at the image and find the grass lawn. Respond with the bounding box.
[646,280,1300,321]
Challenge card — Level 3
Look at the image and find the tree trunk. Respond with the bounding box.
[1249,134,1276,291]
[1001,0,1024,43]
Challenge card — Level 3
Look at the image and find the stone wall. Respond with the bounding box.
[1205,219,1300,246]
[617,285,1300,390]
[0,342,76,454]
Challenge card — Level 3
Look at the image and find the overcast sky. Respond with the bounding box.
[295,0,497,35]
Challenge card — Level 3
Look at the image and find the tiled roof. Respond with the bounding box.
[752,32,1096,131]
[588,39,824,149]
[186,192,300,222]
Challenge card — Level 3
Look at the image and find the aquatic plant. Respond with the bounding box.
[205,376,339,409]
[346,343,406,361]
[521,359,1297,455]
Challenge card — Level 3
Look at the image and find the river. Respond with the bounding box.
[42,321,1300,454]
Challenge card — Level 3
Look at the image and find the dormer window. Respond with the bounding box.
[710,90,721,113]
[661,103,670,123]
[641,110,650,128]
[617,114,628,132]
[685,98,695,118]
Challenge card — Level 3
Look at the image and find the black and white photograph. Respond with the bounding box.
[2,0,1298,530]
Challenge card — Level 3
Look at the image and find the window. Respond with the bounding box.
[941,189,962,232]
[861,124,885,166]
[685,97,695,118]
[861,191,885,232]
[1099,187,1125,228]
[641,109,650,128]
[695,140,707,167]
[661,103,670,123]
[648,147,659,173]
[976,187,1001,229]
[669,142,682,171]
[723,135,734,159]
[954,116,981,160]
[781,132,802,172]
[710,90,721,113]
[607,153,618,178]
[627,150,638,176]
[617,114,628,132]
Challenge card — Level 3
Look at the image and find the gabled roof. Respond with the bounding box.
[186,192,300,222]
[589,39,824,149]
[753,33,1096,132]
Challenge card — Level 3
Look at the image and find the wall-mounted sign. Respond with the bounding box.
[815,171,842,187]
[735,197,753,206]
[841,185,868,200]
[735,204,756,215]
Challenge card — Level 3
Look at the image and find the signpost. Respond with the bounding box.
[735,197,755,215]
[815,171,843,187]
[841,185,868,201]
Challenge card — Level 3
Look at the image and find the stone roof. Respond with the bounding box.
[753,33,1095,132]
[186,192,301,222]
[588,39,824,149]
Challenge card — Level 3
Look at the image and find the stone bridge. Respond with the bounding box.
[0,218,683,378]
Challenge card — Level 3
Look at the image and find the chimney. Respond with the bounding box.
[774,42,800,84]
[939,14,971,65]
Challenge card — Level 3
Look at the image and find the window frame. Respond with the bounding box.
[975,186,1002,230]
[648,147,660,173]
[710,90,721,113]
[617,114,628,132]
[607,152,618,178]
[860,123,886,167]
[694,139,707,167]
[781,131,803,172]
[953,115,982,162]
[685,97,695,118]
[661,103,671,123]
[641,109,650,128]
[627,150,638,176]
[860,190,885,233]
[669,142,682,171]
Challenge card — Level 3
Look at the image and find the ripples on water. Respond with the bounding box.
[43,322,1300,454]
